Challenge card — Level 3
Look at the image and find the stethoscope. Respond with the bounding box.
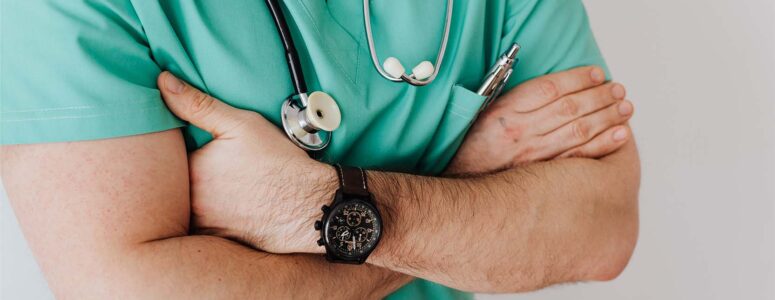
[264,0,453,151]
[364,0,454,86]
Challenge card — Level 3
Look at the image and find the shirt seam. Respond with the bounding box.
[1,103,171,123]
[1,98,164,114]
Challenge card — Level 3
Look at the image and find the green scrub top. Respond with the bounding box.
[1,0,608,298]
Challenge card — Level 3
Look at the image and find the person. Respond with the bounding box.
[0,0,640,299]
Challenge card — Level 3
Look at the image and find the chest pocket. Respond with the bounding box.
[417,84,486,174]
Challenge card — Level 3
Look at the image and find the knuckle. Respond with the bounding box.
[189,92,216,118]
[559,96,579,117]
[539,79,559,100]
[571,120,590,141]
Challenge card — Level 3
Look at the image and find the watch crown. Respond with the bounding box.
[317,238,325,246]
[321,205,330,213]
[314,221,322,230]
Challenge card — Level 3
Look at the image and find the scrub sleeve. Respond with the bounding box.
[500,0,611,89]
[1,1,609,300]
[0,1,182,144]
[415,0,610,175]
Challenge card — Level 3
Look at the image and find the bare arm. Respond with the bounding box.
[366,140,640,292]
[1,130,409,299]
[1,64,636,297]
[152,72,640,294]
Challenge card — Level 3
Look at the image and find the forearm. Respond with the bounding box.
[366,141,640,292]
[0,131,410,299]
[109,235,410,299]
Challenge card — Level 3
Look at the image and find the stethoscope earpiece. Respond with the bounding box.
[281,91,341,151]
[382,57,405,79]
[412,61,435,81]
[382,57,435,81]
[267,0,453,152]
[365,0,453,86]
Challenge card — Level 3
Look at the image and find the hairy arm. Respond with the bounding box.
[1,130,409,299]
[148,71,639,295]
[363,140,640,292]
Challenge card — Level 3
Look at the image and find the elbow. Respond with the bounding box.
[592,226,638,282]
[591,192,640,282]
[593,145,641,281]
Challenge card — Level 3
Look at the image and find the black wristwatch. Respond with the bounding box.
[314,165,383,264]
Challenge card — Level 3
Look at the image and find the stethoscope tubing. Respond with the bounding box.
[264,0,308,95]
[263,0,457,152]
[363,0,454,86]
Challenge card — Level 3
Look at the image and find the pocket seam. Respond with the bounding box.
[447,84,487,118]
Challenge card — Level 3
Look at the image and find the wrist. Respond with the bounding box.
[240,161,337,254]
[361,171,403,265]
[311,166,392,264]
[297,162,338,254]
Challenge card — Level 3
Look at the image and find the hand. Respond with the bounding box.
[446,66,634,175]
[157,72,336,254]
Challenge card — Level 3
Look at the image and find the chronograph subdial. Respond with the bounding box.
[345,210,363,226]
[335,226,351,241]
[354,227,373,243]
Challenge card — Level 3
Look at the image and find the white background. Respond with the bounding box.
[481,0,775,299]
[3,0,774,299]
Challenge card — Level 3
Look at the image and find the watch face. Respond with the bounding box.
[325,200,381,258]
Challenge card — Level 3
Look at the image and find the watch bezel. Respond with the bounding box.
[320,190,382,264]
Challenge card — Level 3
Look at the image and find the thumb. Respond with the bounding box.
[158,71,246,137]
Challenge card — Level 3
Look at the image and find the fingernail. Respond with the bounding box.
[164,72,185,94]
[618,100,633,116]
[590,68,605,83]
[613,128,629,141]
[611,84,626,100]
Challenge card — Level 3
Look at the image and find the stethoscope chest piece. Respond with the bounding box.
[265,0,342,152]
[281,91,342,151]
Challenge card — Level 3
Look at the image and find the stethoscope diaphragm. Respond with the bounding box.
[281,91,341,151]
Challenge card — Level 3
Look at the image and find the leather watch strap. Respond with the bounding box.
[334,164,370,197]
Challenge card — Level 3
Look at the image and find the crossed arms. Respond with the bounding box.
[1,67,640,299]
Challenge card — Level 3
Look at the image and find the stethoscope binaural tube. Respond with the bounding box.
[264,0,341,151]
[363,0,454,86]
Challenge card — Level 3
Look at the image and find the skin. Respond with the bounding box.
[2,130,409,299]
[447,66,633,175]
[1,66,639,298]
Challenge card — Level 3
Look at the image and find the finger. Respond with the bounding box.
[526,82,626,135]
[534,100,634,159]
[558,126,631,159]
[157,71,248,137]
[500,66,607,112]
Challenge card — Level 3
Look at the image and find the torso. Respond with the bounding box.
[134,0,511,174]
